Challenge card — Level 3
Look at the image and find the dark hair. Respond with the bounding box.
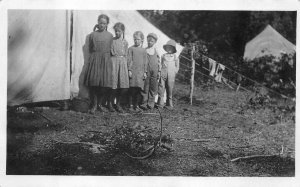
[113,22,125,39]
[98,14,110,30]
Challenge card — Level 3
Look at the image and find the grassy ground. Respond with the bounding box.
[6,82,295,176]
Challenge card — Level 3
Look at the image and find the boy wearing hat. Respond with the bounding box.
[140,33,161,110]
[157,39,179,108]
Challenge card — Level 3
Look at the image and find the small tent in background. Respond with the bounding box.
[7,10,183,106]
[243,24,295,61]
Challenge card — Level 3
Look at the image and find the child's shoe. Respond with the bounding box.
[134,105,142,113]
[115,105,124,113]
[147,102,155,109]
[139,103,148,110]
[98,105,107,112]
[157,97,165,108]
[107,103,115,112]
[168,100,174,108]
[128,105,135,112]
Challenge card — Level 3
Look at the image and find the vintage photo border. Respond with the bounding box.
[0,0,299,186]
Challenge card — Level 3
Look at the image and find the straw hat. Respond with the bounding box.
[163,39,177,53]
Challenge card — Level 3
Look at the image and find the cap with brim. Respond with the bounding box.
[147,33,158,41]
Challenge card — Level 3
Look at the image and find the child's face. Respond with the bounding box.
[165,45,174,54]
[97,18,108,31]
[114,28,123,39]
[134,36,142,47]
[147,37,156,48]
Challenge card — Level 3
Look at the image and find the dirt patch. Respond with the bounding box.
[6,83,295,176]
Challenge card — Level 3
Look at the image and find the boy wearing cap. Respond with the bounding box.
[157,39,179,108]
[140,33,161,110]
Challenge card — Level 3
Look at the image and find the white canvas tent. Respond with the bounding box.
[8,10,183,106]
[243,24,295,61]
[8,10,71,106]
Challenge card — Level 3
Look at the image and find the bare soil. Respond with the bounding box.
[6,82,295,176]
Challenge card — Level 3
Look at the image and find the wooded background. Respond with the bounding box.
[139,11,296,96]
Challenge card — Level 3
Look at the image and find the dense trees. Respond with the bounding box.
[139,10,296,96]
[139,11,296,57]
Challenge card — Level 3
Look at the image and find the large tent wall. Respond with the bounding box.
[7,10,183,106]
[8,10,71,106]
[71,10,183,99]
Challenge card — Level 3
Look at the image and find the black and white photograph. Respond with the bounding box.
[1,0,299,186]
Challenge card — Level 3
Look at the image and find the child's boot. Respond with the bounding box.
[139,103,148,110]
[157,97,164,108]
[168,99,174,108]
[128,105,135,112]
[90,105,97,114]
[115,103,124,113]
[107,102,115,112]
[89,93,97,114]
[128,97,135,112]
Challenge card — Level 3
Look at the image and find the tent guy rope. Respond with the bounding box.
[179,49,293,100]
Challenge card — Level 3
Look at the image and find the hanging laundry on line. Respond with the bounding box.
[209,58,217,77]
[215,63,225,82]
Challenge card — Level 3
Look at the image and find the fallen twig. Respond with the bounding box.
[229,145,253,149]
[161,144,174,151]
[36,112,57,125]
[176,137,218,142]
[142,113,159,115]
[119,113,132,116]
[125,147,155,160]
[141,145,155,153]
[192,139,213,142]
[231,154,278,162]
[54,140,107,149]
[86,130,103,134]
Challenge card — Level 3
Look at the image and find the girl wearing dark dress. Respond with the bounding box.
[127,31,148,112]
[84,14,113,114]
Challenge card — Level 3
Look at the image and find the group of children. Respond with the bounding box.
[84,14,179,114]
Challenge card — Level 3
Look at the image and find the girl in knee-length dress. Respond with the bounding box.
[84,14,113,113]
[110,22,129,113]
[127,31,148,111]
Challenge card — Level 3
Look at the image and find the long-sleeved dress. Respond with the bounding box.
[84,30,113,87]
[111,37,129,89]
[127,46,148,89]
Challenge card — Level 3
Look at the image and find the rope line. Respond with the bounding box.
[178,63,252,93]
[179,49,292,99]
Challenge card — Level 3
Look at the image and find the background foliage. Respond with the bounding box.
[139,10,296,96]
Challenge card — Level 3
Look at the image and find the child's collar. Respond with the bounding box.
[147,46,155,50]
